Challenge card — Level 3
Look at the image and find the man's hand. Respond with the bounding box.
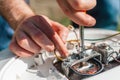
[0,0,96,58]
[9,15,69,57]
[57,0,96,26]
[0,0,69,57]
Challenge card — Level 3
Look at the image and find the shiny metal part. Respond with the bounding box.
[79,26,85,58]
[61,49,103,77]
[92,43,120,64]
[75,62,94,72]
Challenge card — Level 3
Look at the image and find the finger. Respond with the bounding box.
[53,32,69,57]
[31,16,69,57]
[67,0,96,10]
[22,20,55,52]
[57,0,96,26]
[9,38,34,57]
[15,30,41,54]
[51,21,69,43]
[71,12,96,26]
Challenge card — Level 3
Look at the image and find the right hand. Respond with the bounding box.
[57,0,97,26]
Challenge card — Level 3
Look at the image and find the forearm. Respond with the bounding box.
[0,0,34,30]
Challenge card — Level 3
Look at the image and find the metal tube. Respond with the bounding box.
[79,26,85,58]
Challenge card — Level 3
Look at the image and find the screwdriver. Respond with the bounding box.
[79,25,85,59]
[79,10,86,59]
[79,25,85,57]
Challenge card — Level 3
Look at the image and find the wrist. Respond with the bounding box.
[13,9,35,30]
[0,0,35,30]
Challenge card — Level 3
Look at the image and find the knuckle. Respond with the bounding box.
[17,37,27,47]
[19,40,25,47]
[71,0,83,10]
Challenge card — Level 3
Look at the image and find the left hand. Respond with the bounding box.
[9,15,69,58]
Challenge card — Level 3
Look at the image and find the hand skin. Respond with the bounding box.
[0,0,96,58]
[10,15,69,58]
[0,0,69,58]
[57,0,97,26]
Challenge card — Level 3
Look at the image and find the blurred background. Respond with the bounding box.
[30,0,70,26]
[30,0,120,30]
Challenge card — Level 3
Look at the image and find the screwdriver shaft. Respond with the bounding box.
[79,26,85,58]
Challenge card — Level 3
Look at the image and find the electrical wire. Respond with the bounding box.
[68,25,120,41]
[107,50,120,64]
[67,25,80,47]
[85,32,120,41]
[54,50,63,61]
[67,40,79,43]
[109,56,120,63]
[66,25,120,63]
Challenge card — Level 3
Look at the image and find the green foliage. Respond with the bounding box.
[117,24,120,31]
[117,16,120,31]
[59,17,71,27]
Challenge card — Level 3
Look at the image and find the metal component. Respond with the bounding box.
[59,28,120,79]
[92,43,120,64]
[75,62,94,72]
[79,26,85,58]
[61,49,103,77]
[30,28,120,80]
